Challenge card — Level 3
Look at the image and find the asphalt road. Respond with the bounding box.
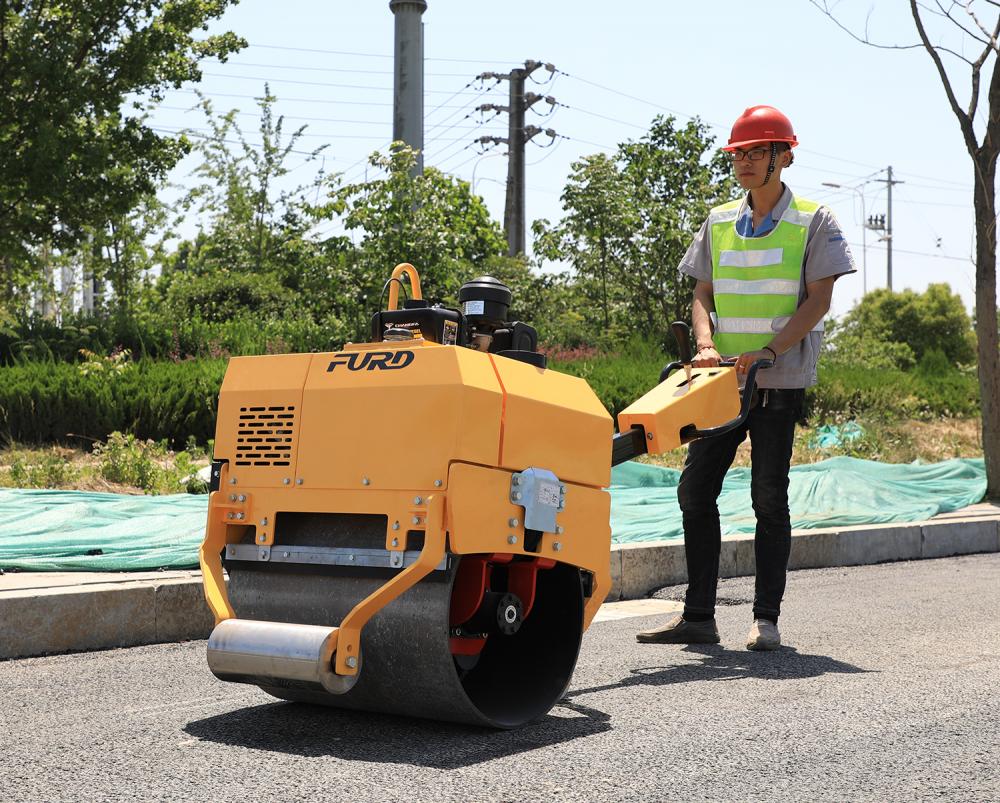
[3,554,998,803]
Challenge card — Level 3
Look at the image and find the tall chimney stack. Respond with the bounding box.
[389,0,426,175]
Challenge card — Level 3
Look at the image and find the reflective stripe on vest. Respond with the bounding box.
[710,196,821,356]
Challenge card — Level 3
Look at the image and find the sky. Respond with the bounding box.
[144,0,992,319]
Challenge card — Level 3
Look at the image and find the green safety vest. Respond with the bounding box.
[709,196,821,357]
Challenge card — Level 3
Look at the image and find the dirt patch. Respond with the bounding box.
[642,418,982,471]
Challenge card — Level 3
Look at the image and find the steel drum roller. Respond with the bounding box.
[220,557,584,728]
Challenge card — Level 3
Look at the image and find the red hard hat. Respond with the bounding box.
[724,105,799,150]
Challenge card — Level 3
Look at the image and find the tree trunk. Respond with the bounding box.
[972,153,1000,499]
[598,231,609,330]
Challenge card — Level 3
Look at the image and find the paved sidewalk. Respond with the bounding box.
[2,502,997,661]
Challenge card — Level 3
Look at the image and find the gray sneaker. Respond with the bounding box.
[636,614,720,644]
[746,618,781,651]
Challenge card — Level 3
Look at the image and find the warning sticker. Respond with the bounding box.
[464,300,485,316]
[442,319,459,345]
[537,481,560,508]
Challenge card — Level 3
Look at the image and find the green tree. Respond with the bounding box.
[169,89,331,277]
[81,193,170,315]
[0,0,244,310]
[811,0,1000,498]
[534,153,634,337]
[828,283,976,370]
[163,88,345,324]
[533,116,736,346]
[618,117,738,326]
[324,144,506,336]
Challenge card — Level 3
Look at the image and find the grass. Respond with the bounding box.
[0,419,982,492]
[0,433,212,494]
[642,417,983,471]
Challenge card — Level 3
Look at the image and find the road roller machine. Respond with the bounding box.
[200,263,767,728]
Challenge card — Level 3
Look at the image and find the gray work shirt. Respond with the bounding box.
[679,184,856,389]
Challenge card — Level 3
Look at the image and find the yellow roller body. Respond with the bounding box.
[200,269,744,727]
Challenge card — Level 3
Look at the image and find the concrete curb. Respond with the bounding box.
[3,505,998,660]
[606,508,1000,601]
[0,571,215,661]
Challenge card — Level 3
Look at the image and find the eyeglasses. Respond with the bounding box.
[728,146,769,162]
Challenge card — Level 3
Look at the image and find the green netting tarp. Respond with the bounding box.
[0,490,208,571]
[0,457,987,570]
[609,456,986,543]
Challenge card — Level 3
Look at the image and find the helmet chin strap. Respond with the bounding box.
[762,142,778,186]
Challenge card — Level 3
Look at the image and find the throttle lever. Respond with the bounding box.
[670,321,693,385]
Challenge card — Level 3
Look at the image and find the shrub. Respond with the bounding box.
[806,362,979,421]
[93,432,208,494]
[94,432,164,490]
[163,270,294,323]
[2,450,79,488]
[827,283,976,368]
[550,338,667,417]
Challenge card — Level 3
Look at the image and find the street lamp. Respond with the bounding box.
[822,181,868,294]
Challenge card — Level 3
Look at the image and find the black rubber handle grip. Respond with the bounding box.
[671,321,692,364]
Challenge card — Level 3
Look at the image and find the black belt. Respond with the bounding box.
[751,387,804,411]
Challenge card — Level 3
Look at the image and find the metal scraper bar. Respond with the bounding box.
[224,543,449,571]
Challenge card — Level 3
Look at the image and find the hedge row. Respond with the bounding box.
[809,363,979,421]
[0,352,980,447]
[0,360,226,447]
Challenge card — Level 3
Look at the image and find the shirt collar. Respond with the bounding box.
[740,183,793,222]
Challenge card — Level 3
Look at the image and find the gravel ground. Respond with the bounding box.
[2,554,998,802]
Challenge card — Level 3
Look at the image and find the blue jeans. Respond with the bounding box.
[677,388,803,623]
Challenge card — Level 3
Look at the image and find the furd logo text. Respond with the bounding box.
[326,350,415,373]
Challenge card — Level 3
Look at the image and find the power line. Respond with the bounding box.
[149,126,325,157]
[554,101,646,130]
[441,143,499,174]
[526,136,564,166]
[199,71,493,95]
[555,133,617,150]
[555,69,905,176]
[233,41,512,64]
[151,122,476,143]
[165,88,469,109]
[424,78,501,132]
[426,113,504,148]
[178,68,973,197]
[892,178,971,193]
[210,59,472,78]
[846,240,970,263]
[187,49,976,193]
[155,105,388,126]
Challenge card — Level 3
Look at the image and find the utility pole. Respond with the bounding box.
[875,165,904,290]
[866,212,887,287]
[475,60,557,257]
[504,65,529,257]
[389,0,426,176]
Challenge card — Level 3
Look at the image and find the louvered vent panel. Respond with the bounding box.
[234,405,296,467]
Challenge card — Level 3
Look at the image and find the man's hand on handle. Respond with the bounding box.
[693,345,721,367]
[734,349,774,375]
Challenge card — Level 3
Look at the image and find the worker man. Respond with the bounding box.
[636,105,856,650]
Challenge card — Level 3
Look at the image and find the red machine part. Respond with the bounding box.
[448,553,556,656]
